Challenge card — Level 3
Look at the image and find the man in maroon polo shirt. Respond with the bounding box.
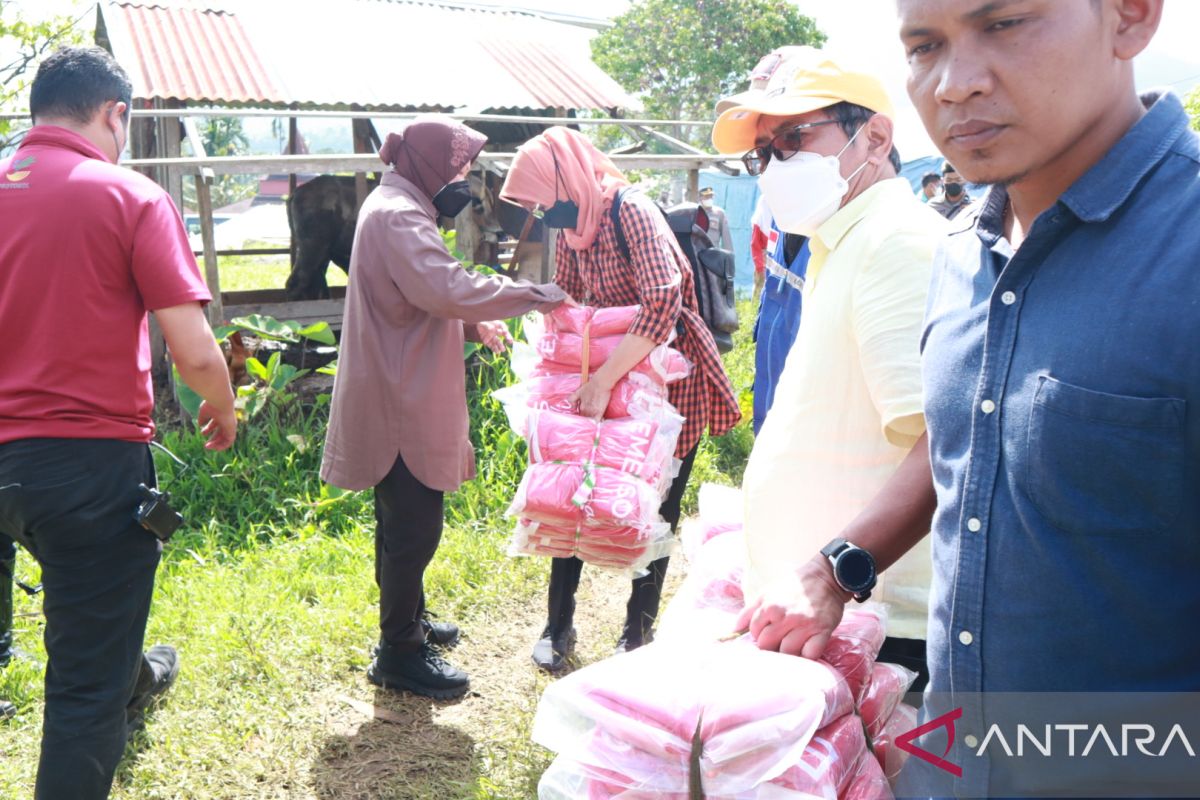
[0,46,236,799]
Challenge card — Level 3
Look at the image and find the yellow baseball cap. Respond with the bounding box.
[714,46,814,115]
[711,46,895,155]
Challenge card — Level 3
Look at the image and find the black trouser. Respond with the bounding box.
[374,451,444,653]
[878,635,929,702]
[0,438,162,800]
[1,532,14,667]
[546,445,699,636]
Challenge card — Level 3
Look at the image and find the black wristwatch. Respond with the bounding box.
[820,538,877,602]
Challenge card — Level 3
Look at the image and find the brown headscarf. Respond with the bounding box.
[499,126,628,251]
[379,114,487,200]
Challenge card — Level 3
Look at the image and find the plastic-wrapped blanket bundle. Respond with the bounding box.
[859,662,917,741]
[534,640,855,799]
[870,702,919,781]
[499,304,691,572]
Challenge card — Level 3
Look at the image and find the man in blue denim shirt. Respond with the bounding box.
[738,0,1195,716]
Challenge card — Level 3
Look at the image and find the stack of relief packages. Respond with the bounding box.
[532,483,920,799]
[497,304,689,573]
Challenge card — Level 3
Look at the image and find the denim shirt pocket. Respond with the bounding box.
[1024,375,1186,535]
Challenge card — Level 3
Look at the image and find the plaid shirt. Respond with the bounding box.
[554,191,741,456]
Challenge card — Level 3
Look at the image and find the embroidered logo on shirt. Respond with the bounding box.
[2,155,34,189]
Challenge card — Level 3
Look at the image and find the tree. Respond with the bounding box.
[592,0,825,147]
[1187,84,1200,133]
[0,0,85,153]
[182,116,256,210]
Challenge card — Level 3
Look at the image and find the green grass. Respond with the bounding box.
[0,301,757,799]
[216,243,348,294]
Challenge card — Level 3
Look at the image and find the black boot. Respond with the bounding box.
[421,616,460,648]
[368,639,469,700]
[615,556,670,654]
[0,551,14,721]
[532,557,582,673]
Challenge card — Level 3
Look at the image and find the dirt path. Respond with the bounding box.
[308,560,685,799]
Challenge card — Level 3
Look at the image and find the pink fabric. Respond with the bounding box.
[512,520,658,569]
[844,748,895,800]
[872,702,919,780]
[378,114,486,199]
[859,662,917,740]
[510,463,664,528]
[768,714,869,798]
[525,409,679,487]
[523,372,670,419]
[545,304,642,337]
[821,607,888,704]
[499,126,629,251]
[534,332,691,385]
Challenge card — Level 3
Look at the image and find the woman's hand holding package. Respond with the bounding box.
[568,331,658,418]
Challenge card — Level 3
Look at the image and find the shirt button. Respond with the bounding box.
[959,630,974,646]
[965,734,979,748]
[1001,291,1017,305]
[967,517,982,532]
[981,399,996,414]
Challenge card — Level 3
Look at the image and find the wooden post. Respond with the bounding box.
[159,99,184,214]
[287,114,299,270]
[182,116,222,324]
[686,168,699,202]
[543,228,557,284]
[351,116,373,210]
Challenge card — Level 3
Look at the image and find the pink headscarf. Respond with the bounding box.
[379,114,487,201]
[499,126,628,251]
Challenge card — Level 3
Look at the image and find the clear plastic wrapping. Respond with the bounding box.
[533,640,854,798]
[509,519,675,573]
[870,702,919,782]
[507,463,669,529]
[819,605,888,705]
[859,662,918,741]
[543,304,644,338]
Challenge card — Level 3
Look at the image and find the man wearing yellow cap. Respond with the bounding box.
[713,47,946,688]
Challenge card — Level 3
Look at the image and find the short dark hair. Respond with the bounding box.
[921,172,941,188]
[30,46,132,125]
[826,101,902,174]
[941,160,958,176]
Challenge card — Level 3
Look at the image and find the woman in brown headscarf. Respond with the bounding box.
[321,115,567,699]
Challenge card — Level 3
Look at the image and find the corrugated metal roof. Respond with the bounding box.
[100,2,285,105]
[98,0,639,112]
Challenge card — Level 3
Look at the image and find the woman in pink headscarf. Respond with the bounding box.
[501,126,740,672]
[321,115,568,699]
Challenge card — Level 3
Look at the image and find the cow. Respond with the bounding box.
[285,175,377,300]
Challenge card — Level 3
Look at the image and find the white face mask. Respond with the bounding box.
[755,125,867,237]
[700,198,713,209]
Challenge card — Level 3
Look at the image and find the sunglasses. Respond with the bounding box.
[741,118,842,176]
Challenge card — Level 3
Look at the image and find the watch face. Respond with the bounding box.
[837,549,875,592]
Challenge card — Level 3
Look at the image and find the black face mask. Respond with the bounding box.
[537,150,580,229]
[433,179,472,218]
[944,181,964,199]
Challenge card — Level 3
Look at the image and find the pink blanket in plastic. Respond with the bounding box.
[859,662,917,740]
[508,463,665,529]
[544,304,643,338]
[871,702,919,781]
[525,409,680,488]
[821,606,888,704]
[518,372,670,419]
[532,336,691,385]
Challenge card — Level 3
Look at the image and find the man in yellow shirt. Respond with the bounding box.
[712,48,947,687]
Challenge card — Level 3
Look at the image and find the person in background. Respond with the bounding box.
[712,46,947,689]
[718,47,815,433]
[698,186,733,250]
[0,46,237,799]
[501,126,740,672]
[320,116,569,700]
[748,194,771,301]
[919,170,941,202]
[928,160,972,218]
